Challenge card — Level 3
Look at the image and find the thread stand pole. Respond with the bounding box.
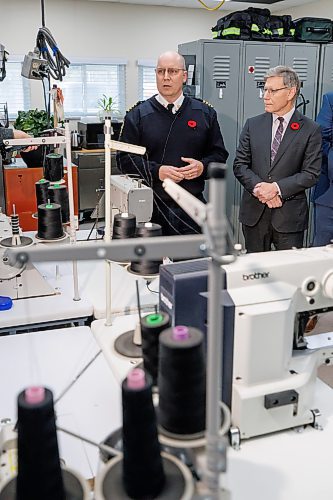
[104,117,112,326]
[205,165,228,498]
[64,120,80,301]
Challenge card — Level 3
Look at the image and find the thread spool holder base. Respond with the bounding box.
[113,331,142,358]
[100,428,199,478]
[0,236,34,248]
[94,451,194,500]
[0,467,90,499]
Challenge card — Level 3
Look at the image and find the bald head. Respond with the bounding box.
[157,51,186,70]
[155,51,187,103]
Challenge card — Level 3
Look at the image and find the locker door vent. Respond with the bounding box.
[254,57,271,80]
[212,56,231,80]
[292,58,309,81]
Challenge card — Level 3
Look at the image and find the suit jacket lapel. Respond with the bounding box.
[269,110,304,170]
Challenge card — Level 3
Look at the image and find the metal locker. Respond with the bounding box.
[202,41,243,232]
[282,43,320,120]
[179,39,325,246]
[179,40,243,232]
[317,43,333,114]
[242,42,281,123]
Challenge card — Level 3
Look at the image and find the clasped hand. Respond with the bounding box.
[253,182,282,208]
[159,157,204,182]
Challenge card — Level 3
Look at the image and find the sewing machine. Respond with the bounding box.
[0,212,55,301]
[218,245,333,444]
[91,175,153,223]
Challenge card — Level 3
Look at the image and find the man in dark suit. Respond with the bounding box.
[312,92,333,246]
[233,65,322,253]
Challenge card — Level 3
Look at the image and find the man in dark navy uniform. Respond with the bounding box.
[117,51,228,235]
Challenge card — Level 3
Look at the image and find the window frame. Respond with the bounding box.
[0,55,31,120]
[52,57,127,119]
[137,59,157,101]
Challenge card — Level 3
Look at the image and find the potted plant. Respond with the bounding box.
[13,109,53,167]
[97,94,122,122]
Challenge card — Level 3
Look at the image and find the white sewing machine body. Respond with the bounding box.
[222,246,333,441]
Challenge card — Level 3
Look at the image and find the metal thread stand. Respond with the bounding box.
[4,123,80,302]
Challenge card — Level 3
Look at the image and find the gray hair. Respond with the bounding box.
[265,66,300,98]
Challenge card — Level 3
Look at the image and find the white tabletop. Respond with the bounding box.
[1,232,159,330]
[0,326,121,479]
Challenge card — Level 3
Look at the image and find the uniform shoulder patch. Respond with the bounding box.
[126,100,144,113]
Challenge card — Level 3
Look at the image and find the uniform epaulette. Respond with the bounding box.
[193,97,214,108]
[126,100,144,113]
[203,99,214,108]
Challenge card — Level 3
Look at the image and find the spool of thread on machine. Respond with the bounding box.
[44,153,64,183]
[35,179,50,208]
[129,222,162,276]
[112,213,136,240]
[37,203,64,240]
[48,184,70,224]
[0,386,90,500]
[17,387,65,500]
[94,368,194,499]
[122,368,165,498]
[140,312,170,386]
[158,326,206,437]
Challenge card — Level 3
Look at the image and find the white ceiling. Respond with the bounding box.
[88,0,314,13]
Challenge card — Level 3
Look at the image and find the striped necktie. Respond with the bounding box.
[271,116,284,164]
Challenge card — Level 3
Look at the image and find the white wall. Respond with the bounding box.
[1,0,218,112]
[276,0,333,17]
[2,0,333,116]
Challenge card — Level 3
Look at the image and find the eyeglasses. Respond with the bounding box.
[263,86,289,96]
[155,68,186,77]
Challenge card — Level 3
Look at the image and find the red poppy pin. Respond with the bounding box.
[188,120,197,129]
[290,122,300,131]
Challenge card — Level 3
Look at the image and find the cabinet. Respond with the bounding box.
[4,160,78,231]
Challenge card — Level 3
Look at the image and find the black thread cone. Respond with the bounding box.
[141,312,170,385]
[122,371,165,498]
[48,184,70,223]
[158,326,206,435]
[35,179,50,207]
[16,387,65,500]
[37,203,63,239]
[44,153,64,182]
[129,223,162,275]
[112,213,136,240]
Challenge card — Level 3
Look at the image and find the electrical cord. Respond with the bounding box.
[36,26,70,81]
[146,280,159,294]
[197,0,225,11]
[296,92,309,116]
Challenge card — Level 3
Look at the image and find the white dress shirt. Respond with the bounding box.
[271,107,295,146]
[155,93,184,114]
